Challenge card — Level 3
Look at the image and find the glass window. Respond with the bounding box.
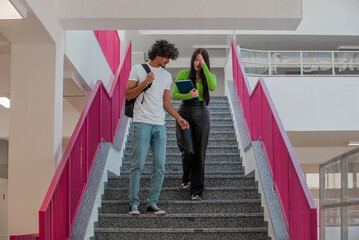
[306,173,319,189]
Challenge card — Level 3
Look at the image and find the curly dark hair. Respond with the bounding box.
[148,40,179,60]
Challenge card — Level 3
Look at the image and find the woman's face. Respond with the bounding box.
[194,54,203,71]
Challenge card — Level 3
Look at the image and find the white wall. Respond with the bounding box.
[0,54,10,95]
[294,146,357,164]
[62,98,81,138]
[0,178,7,240]
[0,140,8,179]
[247,76,359,131]
[0,114,9,140]
[117,30,127,61]
[65,31,114,93]
[236,0,359,36]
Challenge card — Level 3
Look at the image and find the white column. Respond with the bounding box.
[7,42,64,235]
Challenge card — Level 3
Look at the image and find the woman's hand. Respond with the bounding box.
[197,54,205,65]
[190,88,199,98]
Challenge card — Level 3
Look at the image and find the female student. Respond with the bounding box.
[172,48,217,200]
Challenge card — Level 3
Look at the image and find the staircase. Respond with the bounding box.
[94,96,270,240]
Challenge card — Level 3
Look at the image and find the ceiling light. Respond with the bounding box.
[0,0,23,19]
[0,97,10,108]
[337,46,359,51]
[348,141,359,146]
[193,45,230,49]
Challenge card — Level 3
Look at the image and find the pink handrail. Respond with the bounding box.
[231,39,317,239]
[36,38,131,239]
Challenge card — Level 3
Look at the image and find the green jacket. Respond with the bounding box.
[172,63,217,101]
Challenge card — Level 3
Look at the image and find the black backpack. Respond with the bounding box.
[124,64,152,118]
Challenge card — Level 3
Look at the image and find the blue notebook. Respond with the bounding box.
[175,79,199,101]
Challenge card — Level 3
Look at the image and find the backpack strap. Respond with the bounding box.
[142,63,151,73]
[141,63,152,93]
[140,63,152,103]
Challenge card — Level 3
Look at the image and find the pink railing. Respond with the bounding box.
[94,30,121,75]
[231,39,317,239]
[10,234,39,240]
[36,39,131,239]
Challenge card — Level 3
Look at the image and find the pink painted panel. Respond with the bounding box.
[10,234,39,240]
[35,35,130,240]
[101,87,112,142]
[94,31,121,75]
[272,123,290,227]
[231,39,317,239]
[250,84,261,140]
[260,97,274,174]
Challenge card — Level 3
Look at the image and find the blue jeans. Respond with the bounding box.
[129,122,166,206]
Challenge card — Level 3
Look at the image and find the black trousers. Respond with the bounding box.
[175,101,210,196]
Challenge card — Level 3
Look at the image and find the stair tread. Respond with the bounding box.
[102,199,261,204]
[99,213,264,217]
[109,175,253,180]
[106,186,258,190]
[121,161,241,165]
[95,227,269,232]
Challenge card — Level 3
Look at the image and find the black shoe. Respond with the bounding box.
[191,194,202,200]
[146,205,166,215]
[179,181,190,190]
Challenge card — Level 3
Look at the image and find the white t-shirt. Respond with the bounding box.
[128,63,172,125]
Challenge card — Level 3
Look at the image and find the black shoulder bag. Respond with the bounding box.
[125,64,152,118]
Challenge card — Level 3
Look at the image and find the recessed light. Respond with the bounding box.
[0,97,10,108]
[348,141,359,146]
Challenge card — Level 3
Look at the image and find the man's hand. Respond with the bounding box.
[177,117,189,130]
[190,88,199,98]
[145,72,155,86]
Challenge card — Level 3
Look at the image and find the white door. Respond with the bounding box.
[0,178,8,240]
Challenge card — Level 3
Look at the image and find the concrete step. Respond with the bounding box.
[167,125,234,132]
[126,132,237,141]
[122,153,241,163]
[100,199,263,214]
[103,187,260,201]
[124,146,239,155]
[165,119,234,126]
[125,139,238,148]
[107,175,255,189]
[128,125,234,132]
[165,113,232,120]
[94,227,270,240]
[166,108,232,114]
[170,96,228,102]
[171,103,230,109]
[120,162,243,174]
[98,213,265,228]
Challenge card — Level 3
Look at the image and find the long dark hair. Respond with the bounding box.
[188,48,211,105]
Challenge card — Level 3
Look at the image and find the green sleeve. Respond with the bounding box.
[172,70,193,100]
[201,63,217,91]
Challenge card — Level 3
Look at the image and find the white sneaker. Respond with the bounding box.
[129,205,140,215]
[179,182,190,190]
